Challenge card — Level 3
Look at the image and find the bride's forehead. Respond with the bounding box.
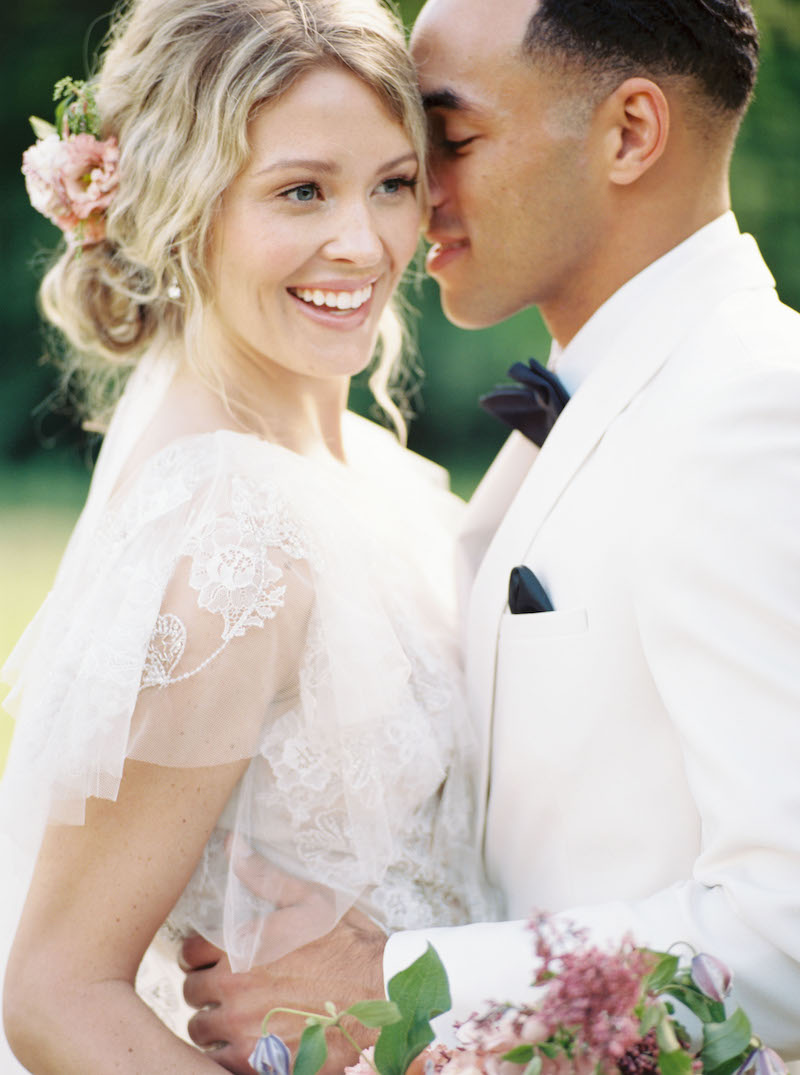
[244,71,413,165]
[251,67,395,127]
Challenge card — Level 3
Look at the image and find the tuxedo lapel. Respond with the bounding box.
[455,432,540,616]
[465,231,775,837]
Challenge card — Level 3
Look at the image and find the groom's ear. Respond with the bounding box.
[601,77,669,187]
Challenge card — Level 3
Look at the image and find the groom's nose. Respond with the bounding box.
[426,156,447,210]
[424,183,462,244]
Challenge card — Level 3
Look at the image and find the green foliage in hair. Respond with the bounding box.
[53,77,101,138]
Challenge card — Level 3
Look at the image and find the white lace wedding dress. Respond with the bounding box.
[0,353,498,1061]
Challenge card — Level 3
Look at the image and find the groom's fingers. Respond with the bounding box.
[226,833,318,907]
[184,910,386,1062]
[179,930,224,972]
[184,955,290,1072]
[182,960,221,1012]
[225,834,357,964]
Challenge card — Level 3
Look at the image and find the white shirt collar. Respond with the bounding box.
[548,212,741,395]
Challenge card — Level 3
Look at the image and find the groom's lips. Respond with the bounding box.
[426,238,469,276]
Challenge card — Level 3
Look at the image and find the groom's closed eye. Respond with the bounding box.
[426,112,479,157]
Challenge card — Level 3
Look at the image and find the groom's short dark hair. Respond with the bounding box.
[524,0,759,114]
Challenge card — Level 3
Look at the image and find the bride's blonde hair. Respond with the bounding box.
[39,0,427,436]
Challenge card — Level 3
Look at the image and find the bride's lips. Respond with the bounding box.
[287,279,378,331]
[426,239,469,276]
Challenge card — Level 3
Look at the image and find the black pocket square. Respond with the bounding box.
[508,565,553,614]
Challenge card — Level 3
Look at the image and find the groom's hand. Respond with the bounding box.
[181,909,386,1073]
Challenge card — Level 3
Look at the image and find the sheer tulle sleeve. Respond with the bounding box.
[2,441,314,820]
[129,467,316,771]
[2,426,497,975]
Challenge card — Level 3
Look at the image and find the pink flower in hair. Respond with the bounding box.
[22,130,119,246]
[60,133,119,217]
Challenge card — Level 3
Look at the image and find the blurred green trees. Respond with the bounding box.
[3,0,798,493]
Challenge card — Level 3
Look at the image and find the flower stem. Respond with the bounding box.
[260,1007,336,1035]
[336,1022,380,1074]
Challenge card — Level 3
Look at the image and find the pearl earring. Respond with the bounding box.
[166,280,182,301]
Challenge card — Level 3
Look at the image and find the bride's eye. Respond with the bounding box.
[282,183,320,203]
[377,176,418,196]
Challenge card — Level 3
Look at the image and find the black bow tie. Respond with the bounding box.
[479,360,570,447]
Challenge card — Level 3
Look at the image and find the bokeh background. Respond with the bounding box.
[2,0,799,769]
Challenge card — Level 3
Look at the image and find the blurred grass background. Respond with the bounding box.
[2,0,799,772]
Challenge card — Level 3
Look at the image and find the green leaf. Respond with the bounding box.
[656,1016,681,1055]
[345,1000,402,1029]
[29,116,57,140]
[373,945,451,1075]
[538,1041,561,1059]
[645,953,681,993]
[502,1044,536,1062]
[700,1008,753,1075]
[658,1048,696,1075]
[54,97,70,137]
[661,983,715,1024]
[293,1023,328,1075]
[523,1056,543,1075]
[640,1005,663,1035]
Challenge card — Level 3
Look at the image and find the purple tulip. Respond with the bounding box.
[690,952,733,1003]
[735,1046,789,1075]
[249,1033,291,1075]
[753,1047,789,1075]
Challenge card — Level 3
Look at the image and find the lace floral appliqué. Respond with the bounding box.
[141,614,186,688]
[142,474,309,688]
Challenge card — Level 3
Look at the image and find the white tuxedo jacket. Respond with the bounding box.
[386,215,800,1055]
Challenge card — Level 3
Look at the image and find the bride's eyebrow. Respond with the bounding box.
[378,151,419,172]
[254,158,338,177]
[254,151,418,178]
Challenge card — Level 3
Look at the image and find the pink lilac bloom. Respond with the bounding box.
[22,131,119,245]
[420,1043,457,1072]
[528,914,654,1072]
[456,1007,533,1054]
[412,916,666,1075]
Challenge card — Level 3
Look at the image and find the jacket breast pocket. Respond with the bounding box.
[493,606,593,758]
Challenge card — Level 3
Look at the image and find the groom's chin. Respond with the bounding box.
[437,288,520,331]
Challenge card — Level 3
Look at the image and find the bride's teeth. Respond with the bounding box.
[293,284,373,310]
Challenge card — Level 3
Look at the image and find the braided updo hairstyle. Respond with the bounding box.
[38,0,426,432]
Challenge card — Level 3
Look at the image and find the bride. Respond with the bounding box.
[0,1,497,1071]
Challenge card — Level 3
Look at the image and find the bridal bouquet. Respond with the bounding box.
[249,912,788,1075]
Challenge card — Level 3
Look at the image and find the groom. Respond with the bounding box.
[183,0,800,1069]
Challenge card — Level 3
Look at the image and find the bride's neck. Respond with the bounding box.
[168,343,350,462]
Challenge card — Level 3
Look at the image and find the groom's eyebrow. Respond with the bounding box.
[422,88,474,113]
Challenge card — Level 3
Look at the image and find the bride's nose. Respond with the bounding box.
[322,198,384,266]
